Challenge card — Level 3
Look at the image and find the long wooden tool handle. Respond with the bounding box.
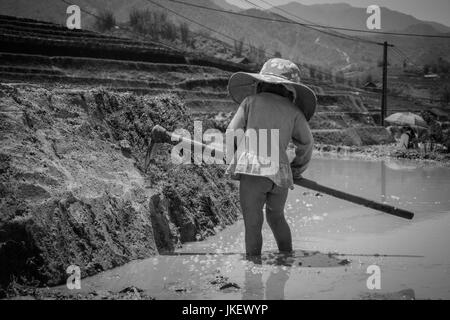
[150,125,414,220]
[294,178,414,220]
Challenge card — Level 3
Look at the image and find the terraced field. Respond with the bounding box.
[0,15,392,146]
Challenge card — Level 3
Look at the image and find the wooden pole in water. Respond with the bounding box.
[149,125,414,220]
[293,178,413,220]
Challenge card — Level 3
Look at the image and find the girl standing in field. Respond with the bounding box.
[226,58,317,256]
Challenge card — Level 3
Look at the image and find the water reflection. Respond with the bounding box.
[243,255,290,300]
[381,160,386,201]
[361,288,416,300]
[241,251,349,300]
[243,256,290,300]
[160,250,350,300]
[162,250,349,266]
[304,157,450,222]
[380,159,420,202]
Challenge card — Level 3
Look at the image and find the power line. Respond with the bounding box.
[240,0,388,81]
[244,0,381,46]
[150,0,401,91]
[166,0,450,39]
[241,0,387,80]
[144,0,242,46]
[392,47,422,70]
[145,0,339,78]
[66,2,439,105]
[45,0,443,106]
[57,0,394,85]
[144,1,275,56]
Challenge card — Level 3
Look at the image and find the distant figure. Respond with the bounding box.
[398,127,416,149]
[398,127,410,149]
[407,127,418,149]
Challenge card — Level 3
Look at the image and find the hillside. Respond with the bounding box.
[273,2,450,34]
[1,0,450,73]
[0,14,397,143]
[211,0,241,12]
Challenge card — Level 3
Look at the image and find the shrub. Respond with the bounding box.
[129,8,178,41]
[161,21,177,42]
[129,9,154,36]
[309,66,316,79]
[443,130,450,152]
[248,43,266,64]
[179,22,190,45]
[129,8,142,31]
[234,37,244,57]
[440,85,450,104]
[95,10,116,32]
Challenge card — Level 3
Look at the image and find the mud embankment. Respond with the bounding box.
[0,84,240,293]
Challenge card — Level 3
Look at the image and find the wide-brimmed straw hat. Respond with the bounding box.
[228,58,317,121]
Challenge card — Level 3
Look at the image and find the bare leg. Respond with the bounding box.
[239,175,271,256]
[266,186,292,253]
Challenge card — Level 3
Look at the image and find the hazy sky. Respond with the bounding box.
[226,0,450,27]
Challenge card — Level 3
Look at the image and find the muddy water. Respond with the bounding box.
[56,156,450,299]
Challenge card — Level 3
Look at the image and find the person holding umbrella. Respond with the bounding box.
[398,126,417,149]
[385,112,427,150]
[398,127,409,149]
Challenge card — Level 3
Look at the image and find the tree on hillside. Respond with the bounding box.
[335,70,345,84]
[247,42,267,64]
[441,85,450,104]
[129,9,178,41]
[95,10,116,32]
[179,22,190,45]
[309,66,316,79]
[129,9,155,36]
[316,70,323,81]
[248,44,257,63]
[234,37,244,57]
[257,45,266,64]
[437,57,450,74]
[161,20,177,41]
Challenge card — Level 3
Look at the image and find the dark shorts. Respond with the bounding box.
[239,174,289,219]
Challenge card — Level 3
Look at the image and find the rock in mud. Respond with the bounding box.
[219,282,240,290]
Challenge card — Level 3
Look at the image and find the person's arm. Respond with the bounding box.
[226,97,248,155]
[290,111,314,179]
[227,98,248,131]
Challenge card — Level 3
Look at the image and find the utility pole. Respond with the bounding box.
[380,41,394,126]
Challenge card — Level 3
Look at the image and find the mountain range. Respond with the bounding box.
[269,2,450,34]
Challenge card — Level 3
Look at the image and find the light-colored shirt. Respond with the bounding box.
[225,92,313,188]
[398,133,410,149]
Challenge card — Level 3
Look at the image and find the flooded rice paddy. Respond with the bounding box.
[56,156,450,299]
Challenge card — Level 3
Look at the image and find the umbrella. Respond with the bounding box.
[385,112,428,128]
